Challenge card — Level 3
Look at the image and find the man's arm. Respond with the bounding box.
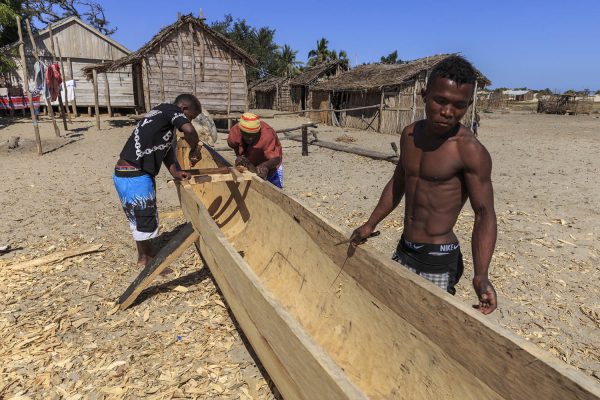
[351,134,407,246]
[179,122,201,165]
[462,138,498,314]
[163,148,190,180]
[256,157,281,179]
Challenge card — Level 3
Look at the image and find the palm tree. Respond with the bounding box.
[329,49,350,70]
[278,45,302,77]
[307,38,330,66]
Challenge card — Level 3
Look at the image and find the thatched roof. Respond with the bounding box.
[312,54,491,91]
[82,14,256,75]
[290,60,342,86]
[248,76,289,92]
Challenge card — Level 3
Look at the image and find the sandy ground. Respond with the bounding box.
[0,109,599,398]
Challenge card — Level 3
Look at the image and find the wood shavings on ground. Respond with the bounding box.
[334,134,356,143]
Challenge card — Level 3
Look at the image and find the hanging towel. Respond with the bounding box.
[45,63,62,101]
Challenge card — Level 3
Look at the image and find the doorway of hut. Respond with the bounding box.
[300,86,306,111]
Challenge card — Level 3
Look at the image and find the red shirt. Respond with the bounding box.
[227,121,282,167]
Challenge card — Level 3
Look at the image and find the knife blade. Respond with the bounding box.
[335,230,380,246]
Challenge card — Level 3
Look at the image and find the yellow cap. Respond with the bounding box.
[239,112,261,134]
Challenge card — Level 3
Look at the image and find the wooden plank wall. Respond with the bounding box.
[8,56,135,107]
[144,23,247,113]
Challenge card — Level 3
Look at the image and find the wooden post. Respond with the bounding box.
[54,39,72,123]
[411,79,418,123]
[200,30,206,82]
[189,22,196,96]
[143,58,151,112]
[177,25,183,80]
[302,125,308,156]
[25,18,60,138]
[242,60,247,110]
[68,58,78,117]
[48,25,67,130]
[103,72,113,117]
[92,68,101,130]
[470,81,478,129]
[378,89,384,133]
[227,55,232,130]
[159,43,165,102]
[16,16,42,155]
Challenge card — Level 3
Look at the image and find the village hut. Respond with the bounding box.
[247,76,291,110]
[289,60,344,113]
[2,16,133,111]
[311,54,491,134]
[83,15,256,116]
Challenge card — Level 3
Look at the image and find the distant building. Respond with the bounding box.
[503,90,535,102]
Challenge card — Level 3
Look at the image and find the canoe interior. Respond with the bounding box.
[176,141,600,400]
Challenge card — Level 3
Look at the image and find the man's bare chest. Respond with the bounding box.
[402,144,463,183]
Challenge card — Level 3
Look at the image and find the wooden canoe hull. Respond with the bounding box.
[176,142,600,400]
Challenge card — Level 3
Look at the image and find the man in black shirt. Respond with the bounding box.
[113,94,202,266]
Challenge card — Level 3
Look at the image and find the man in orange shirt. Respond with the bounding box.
[227,113,283,188]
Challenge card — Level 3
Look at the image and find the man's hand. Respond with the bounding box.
[170,170,191,181]
[472,275,497,314]
[350,223,375,248]
[256,165,269,179]
[235,155,250,167]
[189,145,202,167]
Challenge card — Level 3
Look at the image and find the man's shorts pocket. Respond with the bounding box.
[134,207,158,233]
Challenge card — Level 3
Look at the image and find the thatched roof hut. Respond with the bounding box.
[83,14,256,114]
[310,54,490,134]
[247,76,290,110]
[289,61,345,112]
[313,54,490,91]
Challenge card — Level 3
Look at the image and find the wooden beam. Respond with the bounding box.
[92,68,101,130]
[227,55,232,130]
[143,58,151,112]
[118,223,199,310]
[25,18,60,138]
[470,80,479,129]
[9,243,103,269]
[178,25,183,80]
[16,16,42,156]
[189,22,196,96]
[48,25,68,131]
[54,39,72,123]
[159,43,165,102]
[411,79,418,123]
[67,58,78,117]
[378,89,384,132]
[287,135,398,164]
[103,71,113,117]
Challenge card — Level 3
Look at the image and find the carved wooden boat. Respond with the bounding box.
[176,142,600,400]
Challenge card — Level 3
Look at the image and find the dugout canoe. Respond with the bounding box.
[175,141,600,400]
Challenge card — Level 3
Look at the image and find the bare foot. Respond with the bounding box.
[137,256,153,267]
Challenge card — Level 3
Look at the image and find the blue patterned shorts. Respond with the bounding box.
[267,165,283,189]
[113,171,159,241]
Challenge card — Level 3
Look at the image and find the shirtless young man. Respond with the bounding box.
[351,55,498,314]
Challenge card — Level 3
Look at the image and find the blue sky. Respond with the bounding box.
[97,0,599,91]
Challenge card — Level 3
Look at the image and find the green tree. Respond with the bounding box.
[564,89,577,95]
[277,44,302,77]
[211,14,292,81]
[1,0,115,73]
[307,38,349,69]
[307,38,331,66]
[536,88,553,96]
[596,89,600,95]
[380,50,404,64]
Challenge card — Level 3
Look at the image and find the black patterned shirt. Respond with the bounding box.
[120,103,190,176]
